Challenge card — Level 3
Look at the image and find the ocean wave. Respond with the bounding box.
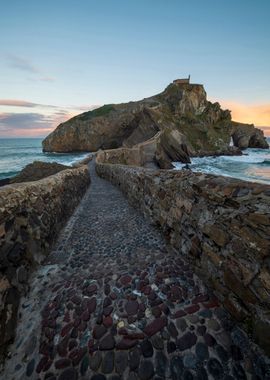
[260,159,270,166]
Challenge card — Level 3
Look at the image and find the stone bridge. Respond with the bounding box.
[1,160,269,380]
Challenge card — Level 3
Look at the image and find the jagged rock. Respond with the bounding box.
[231,122,268,149]
[42,80,268,166]
[10,161,70,184]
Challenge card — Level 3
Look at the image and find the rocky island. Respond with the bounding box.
[43,78,268,168]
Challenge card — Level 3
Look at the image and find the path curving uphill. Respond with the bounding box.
[2,161,269,380]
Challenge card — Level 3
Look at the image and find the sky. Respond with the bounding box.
[0,0,269,137]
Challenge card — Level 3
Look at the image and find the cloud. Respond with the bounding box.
[6,54,55,82]
[0,103,101,137]
[0,99,38,107]
[0,99,58,108]
[0,112,52,130]
[7,54,39,74]
[0,111,71,137]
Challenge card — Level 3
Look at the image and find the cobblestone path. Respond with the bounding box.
[2,161,269,380]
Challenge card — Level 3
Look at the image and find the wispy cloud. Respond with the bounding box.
[0,102,100,137]
[0,112,53,129]
[0,99,38,107]
[6,54,55,82]
[0,111,71,137]
[0,99,58,108]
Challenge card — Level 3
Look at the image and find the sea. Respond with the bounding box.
[173,137,270,185]
[0,138,90,180]
[0,137,270,184]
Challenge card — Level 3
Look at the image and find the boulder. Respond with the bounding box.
[10,161,70,184]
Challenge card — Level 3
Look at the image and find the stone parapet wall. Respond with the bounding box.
[0,165,90,359]
[96,162,270,354]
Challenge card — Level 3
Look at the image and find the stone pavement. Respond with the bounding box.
[1,161,269,380]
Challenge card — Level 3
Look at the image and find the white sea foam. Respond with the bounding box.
[173,139,270,184]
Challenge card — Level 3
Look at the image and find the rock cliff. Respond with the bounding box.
[43,81,268,167]
[9,161,70,184]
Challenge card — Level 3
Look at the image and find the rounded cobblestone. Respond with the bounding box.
[3,160,270,380]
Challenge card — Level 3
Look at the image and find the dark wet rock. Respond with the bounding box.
[167,321,178,338]
[103,315,113,327]
[182,370,194,380]
[103,296,112,308]
[167,341,177,354]
[183,353,197,369]
[144,317,167,337]
[176,318,188,332]
[81,309,90,321]
[196,367,208,380]
[141,339,153,358]
[231,344,243,361]
[90,351,102,371]
[116,337,138,350]
[55,358,72,369]
[204,333,216,347]
[125,300,139,315]
[138,360,154,380]
[177,332,197,351]
[69,347,87,366]
[115,351,128,374]
[99,333,115,350]
[26,358,35,377]
[71,295,82,306]
[195,342,209,361]
[197,325,206,336]
[129,372,139,380]
[103,306,113,316]
[185,304,199,314]
[170,356,184,380]
[156,351,167,377]
[70,327,78,339]
[58,368,78,380]
[120,275,132,285]
[91,375,106,380]
[129,347,141,371]
[231,327,250,352]
[151,335,164,350]
[198,309,212,318]
[151,306,161,318]
[207,318,220,331]
[216,344,229,362]
[93,325,107,339]
[207,358,224,379]
[232,363,247,380]
[102,351,114,374]
[57,336,69,357]
[25,336,37,357]
[80,355,89,376]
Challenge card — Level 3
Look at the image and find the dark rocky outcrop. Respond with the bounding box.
[43,81,268,168]
[0,178,10,187]
[10,161,70,184]
[232,121,269,149]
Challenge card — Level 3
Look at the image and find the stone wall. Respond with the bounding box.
[96,162,270,354]
[0,165,90,359]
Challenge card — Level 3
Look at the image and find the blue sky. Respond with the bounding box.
[0,0,269,137]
